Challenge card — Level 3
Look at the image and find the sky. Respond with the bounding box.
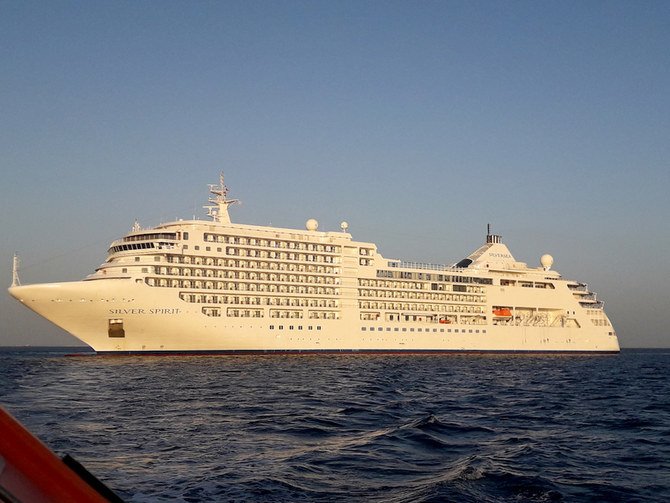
[1,0,668,348]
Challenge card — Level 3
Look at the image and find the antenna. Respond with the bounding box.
[204,172,240,223]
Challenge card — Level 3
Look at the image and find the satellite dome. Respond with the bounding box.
[340,221,349,232]
[306,219,319,231]
[540,254,554,270]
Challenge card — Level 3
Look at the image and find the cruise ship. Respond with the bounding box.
[9,174,619,354]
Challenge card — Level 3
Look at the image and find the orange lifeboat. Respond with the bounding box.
[493,308,512,317]
[438,317,451,324]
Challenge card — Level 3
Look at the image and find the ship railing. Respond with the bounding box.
[109,234,179,248]
[387,260,467,273]
[580,301,604,309]
[568,283,588,292]
[125,234,177,242]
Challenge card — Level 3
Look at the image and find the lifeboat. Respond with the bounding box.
[438,317,451,324]
[0,406,122,502]
[493,308,512,317]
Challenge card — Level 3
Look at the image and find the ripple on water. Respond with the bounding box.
[1,349,669,502]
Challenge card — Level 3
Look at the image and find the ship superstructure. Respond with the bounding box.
[9,174,619,353]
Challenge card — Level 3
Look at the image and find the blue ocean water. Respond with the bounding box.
[1,348,669,502]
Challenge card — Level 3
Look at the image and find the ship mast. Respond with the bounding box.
[11,254,20,287]
[204,172,240,224]
[486,223,502,244]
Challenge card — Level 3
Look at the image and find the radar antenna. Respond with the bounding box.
[204,172,240,224]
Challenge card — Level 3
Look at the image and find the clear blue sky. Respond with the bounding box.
[1,1,668,347]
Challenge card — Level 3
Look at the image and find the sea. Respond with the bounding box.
[1,347,669,503]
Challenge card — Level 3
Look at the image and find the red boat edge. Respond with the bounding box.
[0,406,122,502]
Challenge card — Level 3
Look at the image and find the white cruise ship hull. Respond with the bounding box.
[9,279,619,354]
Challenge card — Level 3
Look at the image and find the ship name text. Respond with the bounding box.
[109,308,181,315]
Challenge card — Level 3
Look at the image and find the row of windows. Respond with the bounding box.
[201,306,340,320]
[579,301,604,309]
[434,284,484,293]
[359,302,485,313]
[229,308,265,318]
[362,279,423,289]
[123,233,177,242]
[180,292,338,308]
[165,255,337,275]
[361,326,487,334]
[359,290,485,304]
[360,279,485,294]
[361,313,460,322]
[110,242,156,253]
[110,241,179,254]
[155,267,338,285]
[500,279,555,289]
[204,233,341,253]
[182,245,341,260]
[225,247,337,263]
[591,319,611,327]
[376,270,493,285]
[359,313,486,326]
[567,282,588,291]
[270,310,339,319]
[367,315,483,325]
[269,325,322,331]
[217,309,339,319]
[147,277,338,295]
[452,316,487,325]
[202,308,286,318]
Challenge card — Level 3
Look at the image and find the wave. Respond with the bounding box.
[1,350,669,502]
